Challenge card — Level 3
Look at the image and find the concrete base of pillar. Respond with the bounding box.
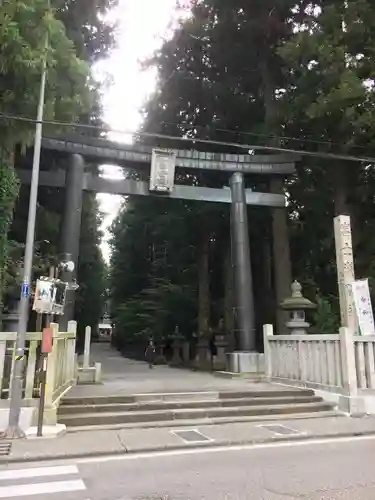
[0,405,65,438]
[25,424,66,439]
[77,362,102,385]
[31,403,58,427]
[0,407,35,432]
[226,352,265,374]
[338,394,367,416]
[287,387,371,417]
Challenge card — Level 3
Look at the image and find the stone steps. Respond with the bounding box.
[59,388,335,429]
[58,395,321,415]
[61,389,316,406]
[63,410,341,433]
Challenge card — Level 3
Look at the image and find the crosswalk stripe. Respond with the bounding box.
[0,465,79,481]
[0,479,86,497]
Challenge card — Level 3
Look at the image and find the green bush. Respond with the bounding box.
[0,159,19,321]
[312,294,340,334]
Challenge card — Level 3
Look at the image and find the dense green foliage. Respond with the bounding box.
[75,194,107,340]
[110,0,375,347]
[0,0,114,330]
[0,0,92,145]
[0,159,19,321]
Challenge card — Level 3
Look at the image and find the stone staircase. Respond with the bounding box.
[58,388,337,431]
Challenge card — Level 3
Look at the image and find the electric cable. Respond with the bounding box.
[1,111,375,164]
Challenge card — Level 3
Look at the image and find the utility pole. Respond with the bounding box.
[4,8,49,439]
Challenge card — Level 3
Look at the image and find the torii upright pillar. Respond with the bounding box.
[59,154,84,331]
[230,172,256,352]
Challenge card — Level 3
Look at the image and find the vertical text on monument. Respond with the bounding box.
[333,215,358,333]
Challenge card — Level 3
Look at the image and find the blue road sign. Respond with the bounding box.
[21,283,29,298]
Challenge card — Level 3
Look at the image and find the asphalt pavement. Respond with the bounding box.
[1,434,375,499]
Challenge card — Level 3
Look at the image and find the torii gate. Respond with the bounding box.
[18,132,298,354]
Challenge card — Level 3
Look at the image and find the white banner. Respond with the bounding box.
[351,279,375,335]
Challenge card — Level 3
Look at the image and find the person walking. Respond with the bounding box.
[145,339,156,369]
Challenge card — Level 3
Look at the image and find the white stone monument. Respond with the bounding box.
[333,215,358,334]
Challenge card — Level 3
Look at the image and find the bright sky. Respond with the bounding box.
[95,0,182,262]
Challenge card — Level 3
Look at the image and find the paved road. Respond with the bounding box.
[2,436,375,498]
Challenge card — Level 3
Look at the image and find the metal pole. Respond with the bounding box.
[36,353,47,437]
[5,22,49,439]
[36,266,54,437]
[230,172,256,352]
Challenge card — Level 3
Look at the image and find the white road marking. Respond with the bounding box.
[0,479,86,497]
[0,465,79,481]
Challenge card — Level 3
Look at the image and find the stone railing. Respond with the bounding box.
[45,322,77,407]
[353,336,375,390]
[263,325,343,393]
[263,324,375,414]
[0,321,77,408]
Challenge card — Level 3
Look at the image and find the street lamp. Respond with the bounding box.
[4,7,49,439]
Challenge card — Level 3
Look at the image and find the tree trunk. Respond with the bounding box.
[332,163,351,217]
[260,54,292,334]
[198,221,210,337]
[332,162,359,247]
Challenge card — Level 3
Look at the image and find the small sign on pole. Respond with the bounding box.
[41,327,52,354]
[21,283,29,298]
[149,149,176,193]
[351,279,375,335]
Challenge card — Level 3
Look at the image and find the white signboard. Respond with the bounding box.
[149,149,176,193]
[33,278,67,315]
[33,279,54,314]
[351,279,375,335]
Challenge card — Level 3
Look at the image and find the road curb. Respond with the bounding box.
[2,428,375,464]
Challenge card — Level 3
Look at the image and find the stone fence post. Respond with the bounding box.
[262,324,273,381]
[67,320,77,382]
[83,326,92,368]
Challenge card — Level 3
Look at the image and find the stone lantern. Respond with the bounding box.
[280,281,316,334]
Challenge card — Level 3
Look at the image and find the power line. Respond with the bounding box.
[1,111,375,164]
[158,119,373,153]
